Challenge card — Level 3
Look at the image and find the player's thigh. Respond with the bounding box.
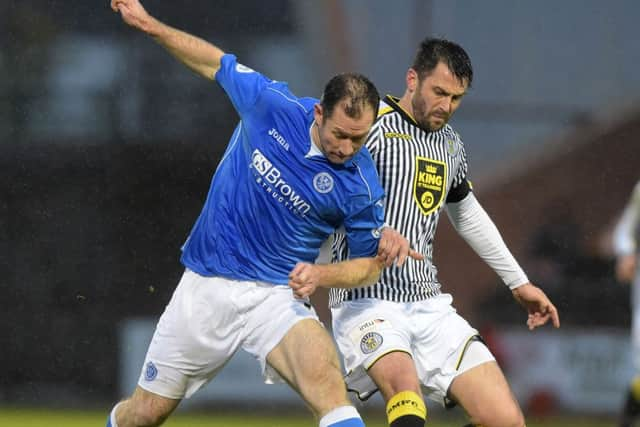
[449,361,524,427]
[139,271,245,400]
[124,386,181,426]
[267,318,349,415]
[331,299,414,401]
[368,351,422,402]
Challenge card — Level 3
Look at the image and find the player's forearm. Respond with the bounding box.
[143,16,224,80]
[316,257,384,289]
[446,193,528,289]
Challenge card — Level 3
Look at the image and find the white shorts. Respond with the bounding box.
[331,294,494,406]
[137,269,319,399]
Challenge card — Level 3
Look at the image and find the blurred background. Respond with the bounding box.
[2,0,640,423]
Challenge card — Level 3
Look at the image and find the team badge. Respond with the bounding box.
[360,332,383,354]
[413,157,447,215]
[446,139,460,157]
[144,361,158,381]
[235,63,255,73]
[313,172,334,194]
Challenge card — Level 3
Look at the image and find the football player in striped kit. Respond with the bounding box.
[107,1,422,427]
[613,181,640,427]
[291,38,560,427]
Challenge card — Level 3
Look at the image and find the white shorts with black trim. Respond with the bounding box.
[331,293,494,406]
[137,269,319,399]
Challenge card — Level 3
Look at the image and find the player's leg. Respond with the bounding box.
[267,318,365,427]
[106,271,244,427]
[331,299,426,427]
[107,386,180,427]
[367,352,427,427]
[448,356,524,427]
[406,294,521,427]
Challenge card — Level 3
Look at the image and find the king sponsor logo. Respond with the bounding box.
[413,157,447,215]
[251,149,311,217]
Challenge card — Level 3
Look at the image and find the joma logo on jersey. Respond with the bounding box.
[268,128,290,151]
[413,157,447,215]
[251,149,311,216]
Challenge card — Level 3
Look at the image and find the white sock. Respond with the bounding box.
[109,402,123,427]
[318,405,363,427]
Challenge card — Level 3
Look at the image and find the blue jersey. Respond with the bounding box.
[180,54,385,285]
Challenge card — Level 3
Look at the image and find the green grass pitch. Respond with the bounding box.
[0,407,616,427]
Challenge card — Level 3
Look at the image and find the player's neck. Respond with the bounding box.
[397,92,417,123]
[310,120,323,153]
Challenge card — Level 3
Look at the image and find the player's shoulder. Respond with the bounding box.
[351,147,382,184]
[439,123,462,141]
[373,98,400,125]
[434,124,466,158]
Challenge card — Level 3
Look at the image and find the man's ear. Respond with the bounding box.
[406,68,418,93]
[313,103,324,125]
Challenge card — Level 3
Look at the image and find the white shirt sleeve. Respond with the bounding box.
[613,182,640,256]
[445,192,529,289]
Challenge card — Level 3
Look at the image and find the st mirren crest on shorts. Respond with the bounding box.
[360,332,383,354]
[413,157,447,216]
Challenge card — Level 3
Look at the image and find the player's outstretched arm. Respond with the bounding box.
[288,257,385,299]
[511,283,560,330]
[111,0,224,80]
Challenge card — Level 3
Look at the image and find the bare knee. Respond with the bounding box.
[449,361,525,427]
[304,353,349,405]
[267,320,350,416]
[368,351,422,402]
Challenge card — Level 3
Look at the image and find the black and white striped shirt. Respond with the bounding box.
[329,95,472,306]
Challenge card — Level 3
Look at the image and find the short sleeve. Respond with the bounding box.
[343,189,385,258]
[215,54,273,117]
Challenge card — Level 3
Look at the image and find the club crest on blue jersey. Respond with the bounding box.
[313,172,334,194]
[235,63,255,73]
[413,157,447,216]
[144,361,158,381]
[360,332,383,354]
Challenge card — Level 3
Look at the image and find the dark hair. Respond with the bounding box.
[320,73,380,120]
[412,37,473,88]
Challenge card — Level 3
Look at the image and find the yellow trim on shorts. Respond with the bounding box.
[454,334,482,371]
[386,390,427,424]
[364,349,412,371]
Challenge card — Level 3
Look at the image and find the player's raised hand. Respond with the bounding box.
[111,0,154,33]
[377,227,424,268]
[288,262,320,299]
[511,283,560,330]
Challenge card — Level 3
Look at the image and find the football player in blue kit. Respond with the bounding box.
[107,1,422,427]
